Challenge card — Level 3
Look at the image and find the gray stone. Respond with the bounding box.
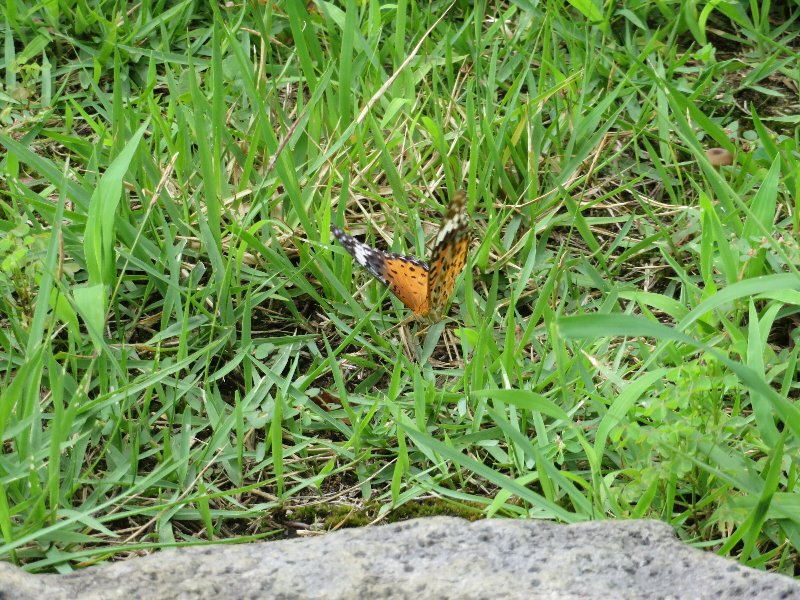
[1,517,798,599]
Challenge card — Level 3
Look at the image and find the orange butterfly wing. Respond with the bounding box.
[382,256,430,314]
[331,226,430,314]
[426,191,470,319]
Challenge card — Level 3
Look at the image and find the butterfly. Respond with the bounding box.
[331,190,470,322]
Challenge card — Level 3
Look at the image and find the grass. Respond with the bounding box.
[1,0,799,578]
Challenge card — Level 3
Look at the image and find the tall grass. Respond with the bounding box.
[1,0,798,576]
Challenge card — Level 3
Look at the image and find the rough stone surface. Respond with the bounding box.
[1,518,798,600]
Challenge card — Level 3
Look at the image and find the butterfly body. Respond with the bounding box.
[331,191,469,321]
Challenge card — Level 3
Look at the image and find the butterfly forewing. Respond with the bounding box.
[331,226,430,314]
[427,191,470,317]
[331,226,391,286]
[383,256,430,314]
